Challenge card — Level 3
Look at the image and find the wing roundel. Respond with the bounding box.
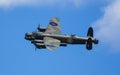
[45,17,61,35]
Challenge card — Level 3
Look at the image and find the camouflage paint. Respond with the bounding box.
[44,37,60,50]
[45,17,61,35]
[44,17,61,50]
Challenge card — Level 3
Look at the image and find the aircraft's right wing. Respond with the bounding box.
[43,17,61,50]
[45,17,61,35]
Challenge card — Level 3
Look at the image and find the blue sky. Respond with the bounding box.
[0,0,120,75]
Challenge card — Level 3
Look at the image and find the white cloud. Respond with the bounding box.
[93,0,120,52]
[0,0,83,8]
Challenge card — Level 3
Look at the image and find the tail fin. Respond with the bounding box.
[86,27,94,50]
[45,17,61,35]
[87,27,93,37]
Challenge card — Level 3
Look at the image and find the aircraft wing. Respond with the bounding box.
[44,37,60,50]
[45,17,61,35]
[43,17,61,50]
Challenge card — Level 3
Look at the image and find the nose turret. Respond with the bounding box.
[25,32,34,40]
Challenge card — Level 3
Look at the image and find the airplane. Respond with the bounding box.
[25,17,98,50]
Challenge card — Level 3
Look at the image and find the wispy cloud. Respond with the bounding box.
[0,0,83,8]
[93,0,120,52]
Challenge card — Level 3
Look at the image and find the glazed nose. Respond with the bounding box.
[25,32,33,40]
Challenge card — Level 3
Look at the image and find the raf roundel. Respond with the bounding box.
[49,22,58,26]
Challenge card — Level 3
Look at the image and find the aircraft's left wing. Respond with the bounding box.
[44,37,60,50]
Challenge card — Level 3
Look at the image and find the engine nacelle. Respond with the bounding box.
[37,27,46,32]
[33,40,43,43]
[25,32,35,40]
[34,43,46,48]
